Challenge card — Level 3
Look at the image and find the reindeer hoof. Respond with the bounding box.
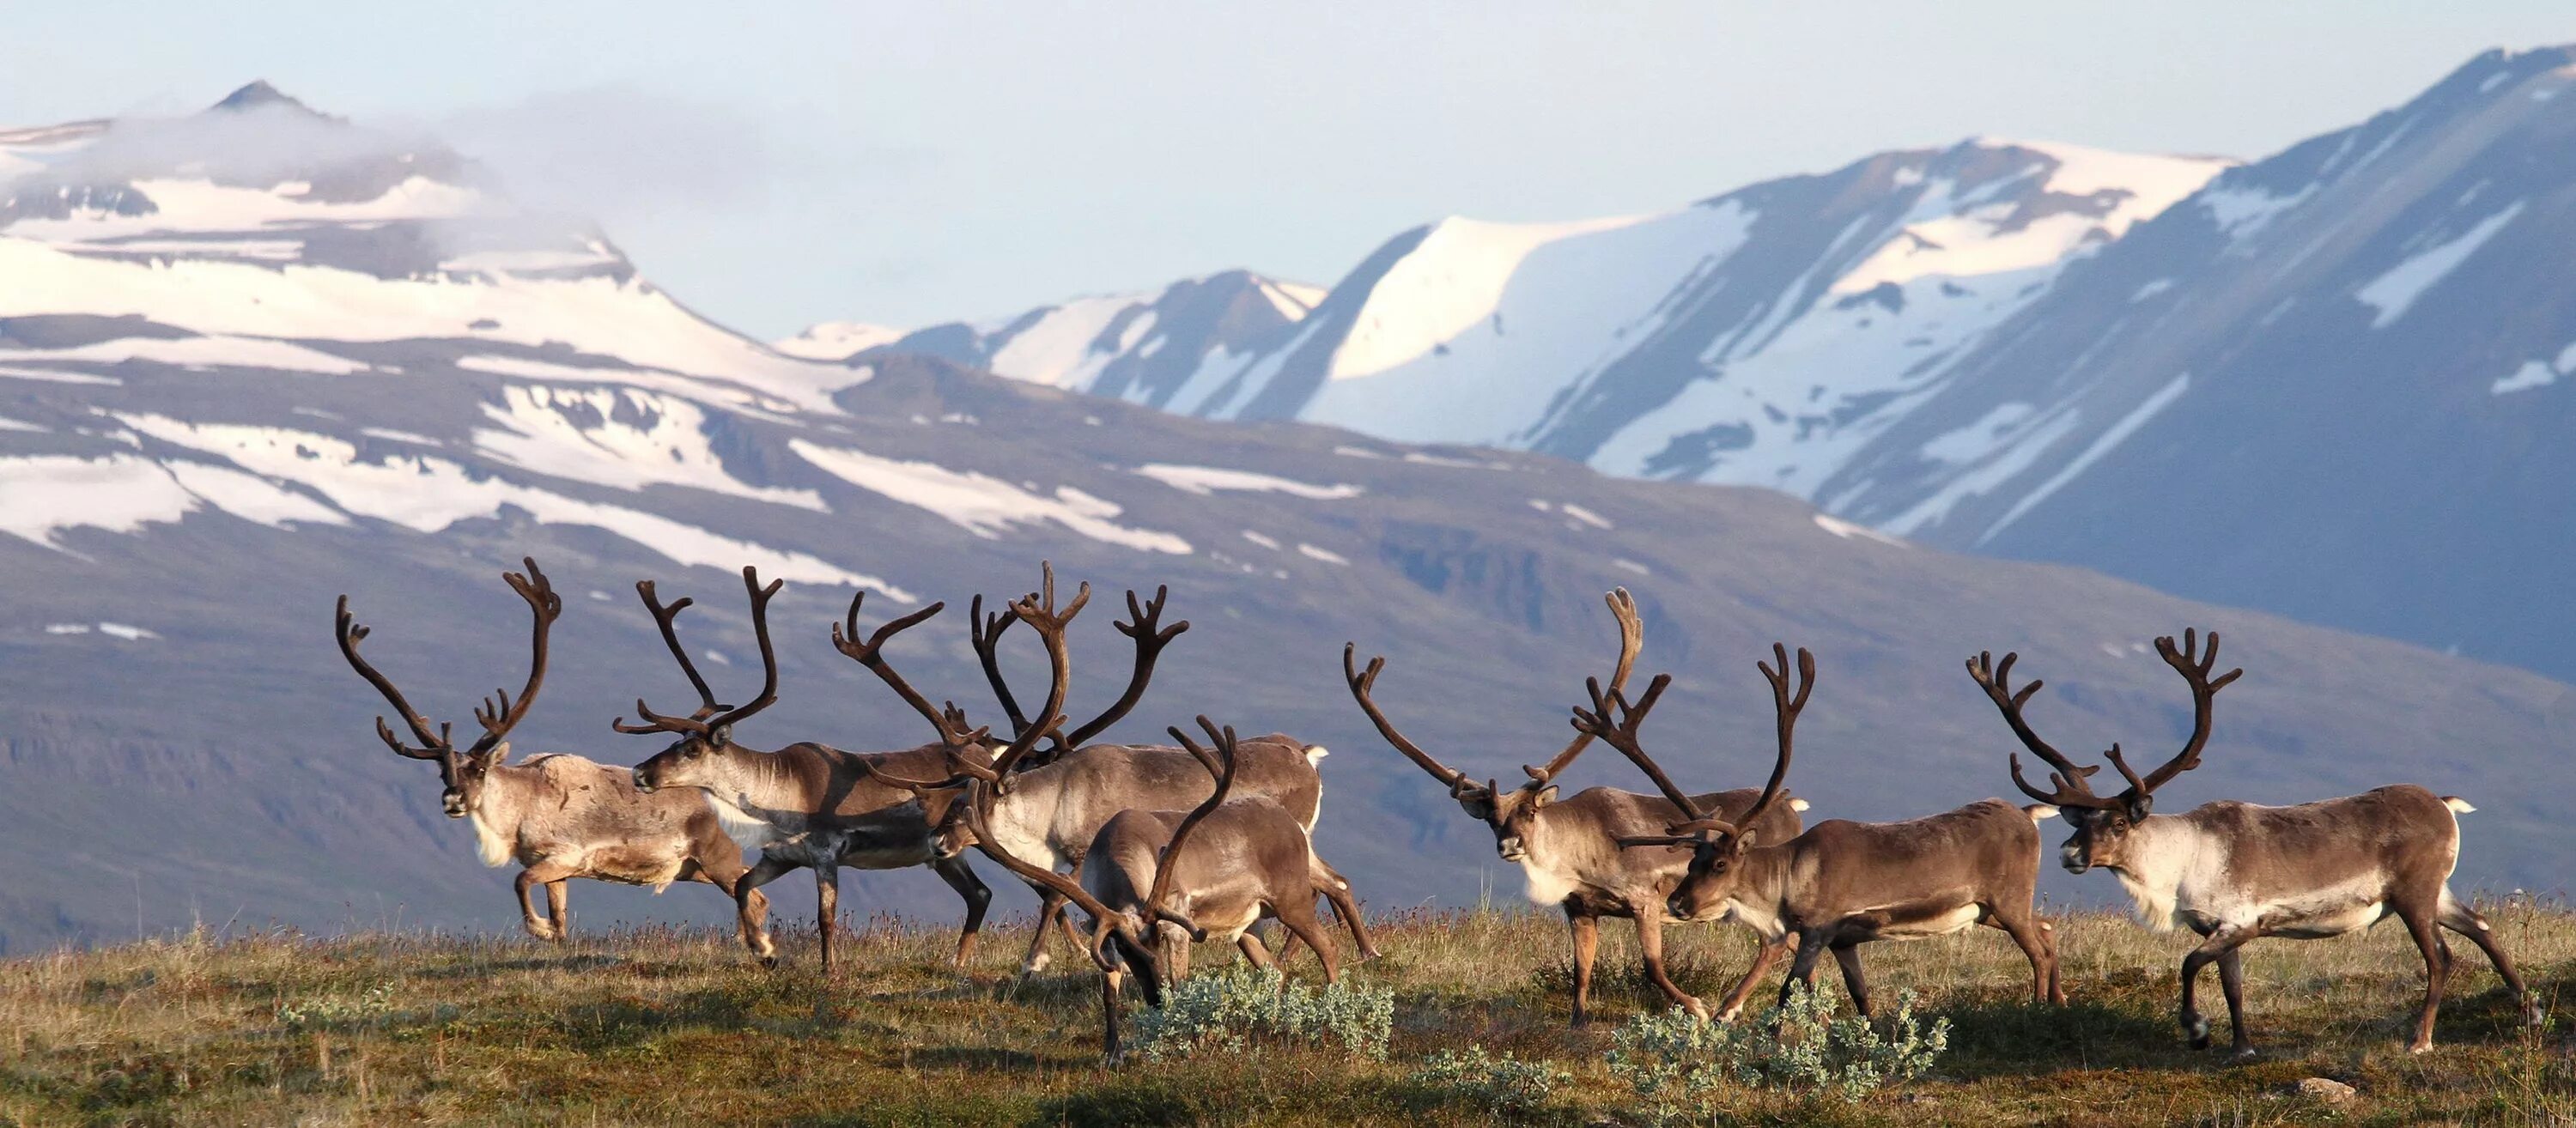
[1683,998,1711,1023]
[2406,1040,2433,1056]
[759,955,779,971]
[1023,952,1053,976]
[2183,1015,2209,1050]
[2229,1046,2260,1064]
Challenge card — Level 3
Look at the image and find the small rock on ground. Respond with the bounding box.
[2294,1076,2357,1104]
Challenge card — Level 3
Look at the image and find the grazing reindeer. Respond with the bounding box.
[333,557,768,948]
[617,567,999,973]
[1346,589,1808,1025]
[862,582,1377,974]
[968,715,1350,1063]
[1588,645,2066,1020]
[1968,629,2537,1056]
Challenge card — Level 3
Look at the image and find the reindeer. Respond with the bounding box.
[1967,629,2538,1056]
[966,712,1352,1063]
[616,567,1001,973]
[1346,589,1808,1025]
[1587,645,2067,1020]
[858,581,1377,975]
[333,557,768,949]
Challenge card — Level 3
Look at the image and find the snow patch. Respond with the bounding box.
[0,335,368,374]
[2354,203,2525,329]
[473,384,825,510]
[1296,543,1350,566]
[1981,373,2191,544]
[774,321,903,360]
[790,440,1189,555]
[1133,463,1362,500]
[1814,513,1907,547]
[1241,530,1281,550]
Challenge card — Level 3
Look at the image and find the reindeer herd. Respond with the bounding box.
[334,558,2541,1063]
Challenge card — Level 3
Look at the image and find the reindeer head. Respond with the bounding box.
[1346,588,1643,862]
[617,569,786,794]
[1966,629,2241,874]
[1584,646,1810,923]
[334,558,561,822]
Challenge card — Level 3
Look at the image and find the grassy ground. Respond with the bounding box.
[4,901,2573,1126]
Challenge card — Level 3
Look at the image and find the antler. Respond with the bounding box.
[1524,587,1643,785]
[967,593,1031,739]
[985,562,1087,781]
[615,567,785,738]
[832,588,975,748]
[1147,716,1239,942]
[1343,642,1484,800]
[1059,585,1191,750]
[1965,649,2121,812]
[1738,643,1810,834]
[1571,673,1703,822]
[463,557,561,757]
[2107,628,2243,803]
[333,594,453,761]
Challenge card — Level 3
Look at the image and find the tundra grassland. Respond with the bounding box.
[4,903,2572,1126]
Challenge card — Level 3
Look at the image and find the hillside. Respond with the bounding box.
[3,85,2572,955]
[3,908,2567,1125]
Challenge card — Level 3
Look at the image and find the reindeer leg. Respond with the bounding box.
[1314,859,1381,961]
[513,864,575,941]
[1237,931,1278,971]
[1279,905,1340,985]
[733,854,797,966]
[1565,909,1601,1028]
[1829,942,1874,1017]
[1991,907,2063,1006]
[1636,911,1707,1021]
[1101,964,1126,1064]
[544,881,572,942]
[930,855,990,970]
[2178,923,2259,1057]
[814,862,840,975]
[1777,933,1830,1016]
[1713,932,1791,1023]
[2439,889,2540,1026]
[2401,905,2450,1054]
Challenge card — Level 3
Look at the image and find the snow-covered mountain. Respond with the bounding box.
[4,84,2569,954]
[1808,45,2576,684]
[873,270,1328,405]
[818,46,2576,685]
[809,139,2229,503]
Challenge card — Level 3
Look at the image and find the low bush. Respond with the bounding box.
[1607,982,1949,1119]
[1406,1043,1571,1118]
[1127,967,1393,1063]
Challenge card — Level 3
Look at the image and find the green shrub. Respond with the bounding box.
[1406,1044,1571,1118]
[1606,982,1949,1118]
[271,981,398,1032]
[1128,967,1392,1063]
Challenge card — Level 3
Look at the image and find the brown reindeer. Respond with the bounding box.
[860,582,1377,974]
[617,567,999,973]
[1346,589,1808,1025]
[1589,645,2066,1020]
[964,714,1351,1063]
[333,558,767,949]
[1969,628,2539,1056]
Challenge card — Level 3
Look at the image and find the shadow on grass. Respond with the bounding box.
[411,953,626,979]
[1932,998,2184,1078]
[1026,1077,1204,1128]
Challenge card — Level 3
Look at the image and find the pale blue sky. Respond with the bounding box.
[6,3,2571,338]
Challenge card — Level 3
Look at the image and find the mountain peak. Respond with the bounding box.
[206,80,335,120]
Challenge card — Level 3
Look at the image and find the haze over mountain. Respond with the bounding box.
[821,47,2576,687]
[3,82,2570,955]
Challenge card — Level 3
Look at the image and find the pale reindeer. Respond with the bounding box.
[1968,628,2539,1056]
[858,579,1378,974]
[1586,644,2068,1019]
[1346,589,1808,1025]
[333,557,768,949]
[617,567,1002,973]
[964,712,1353,1063]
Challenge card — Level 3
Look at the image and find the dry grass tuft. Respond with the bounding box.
[3,901,2573,1125]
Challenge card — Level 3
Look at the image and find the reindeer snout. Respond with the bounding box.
[1497,836,1525,861]
[441,795,467,817]
[631,769,654,792]
[2059,845,2089,874]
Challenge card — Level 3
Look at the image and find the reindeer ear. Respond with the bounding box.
[1732,829,1759,852]
[1530,785,1559,809]
[708,724,733,749]
[2127,794,2153,821]
[483,741,510,766]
